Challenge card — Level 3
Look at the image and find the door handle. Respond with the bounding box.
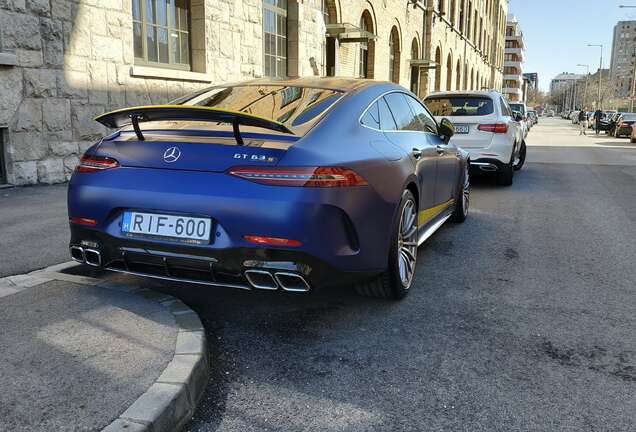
[411,148,422,159]
[436,145,445,155]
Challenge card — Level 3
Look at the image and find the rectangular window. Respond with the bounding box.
[263,0,287,78]
[133,0,191,70]
[0,129,6,184]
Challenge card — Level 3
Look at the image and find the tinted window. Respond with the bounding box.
[378,97,397,130]
[361,101,380,129]
[621,113,636,121]
[384,92,418,131]
[509,103,526,114]
[425,96,494,116]
[500,98,512,116]
[405,95,437,133]
[177,85,343,134]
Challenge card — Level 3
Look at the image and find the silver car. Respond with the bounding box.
[424,91,526,186]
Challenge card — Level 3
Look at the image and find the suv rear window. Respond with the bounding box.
[424,96,494,116]
[509,103,526,114]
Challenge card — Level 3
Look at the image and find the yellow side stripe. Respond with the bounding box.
[418,199,455,226]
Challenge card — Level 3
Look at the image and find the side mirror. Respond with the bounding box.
[438,118,454,143]
[512,111,523,122]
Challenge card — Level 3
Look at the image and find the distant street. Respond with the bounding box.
[1,118,635,431]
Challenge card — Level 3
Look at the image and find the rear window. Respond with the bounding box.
[509,103,526,114]
[176,85,343,134]
[425,96,494,117]
[621,114,636,122]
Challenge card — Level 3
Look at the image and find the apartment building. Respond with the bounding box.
[0,0,507,185]
[609,20,636,98]
[502,14,524,101]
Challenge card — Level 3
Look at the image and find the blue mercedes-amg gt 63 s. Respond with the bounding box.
[68,77,469,299]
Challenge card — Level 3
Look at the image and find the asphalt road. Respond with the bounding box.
[2,118,636,431]
[0,184,69,277]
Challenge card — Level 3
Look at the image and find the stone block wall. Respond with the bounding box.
[0,0,325,185]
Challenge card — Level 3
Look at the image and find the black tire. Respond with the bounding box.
[355,190,417,300]
[450,162,469,223]
[513,141,526,171]
[497,149,514,186]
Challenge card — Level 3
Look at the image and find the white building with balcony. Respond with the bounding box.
[503,15,525,102]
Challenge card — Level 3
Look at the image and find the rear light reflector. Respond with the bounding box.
[244,235,302,247]
[76,155,119,173]
[228,167,368,187]
[477,123,508,134]
[69,217,98,226]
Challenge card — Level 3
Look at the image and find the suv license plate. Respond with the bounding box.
[454,124,469,134]
[122,211,212,243]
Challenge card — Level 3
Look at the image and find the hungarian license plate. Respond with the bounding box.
[454,124,469,134]
[122,211,212,243]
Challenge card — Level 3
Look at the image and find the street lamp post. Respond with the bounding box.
[577,64,590,109]
[588,44,603,109]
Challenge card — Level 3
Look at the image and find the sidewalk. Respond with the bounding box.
[0,262,208,432]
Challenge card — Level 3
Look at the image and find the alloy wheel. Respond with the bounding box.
[462,165,470,216]
[397,199,418,288]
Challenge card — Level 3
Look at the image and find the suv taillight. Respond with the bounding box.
[76,155,119,173]
[228,167,368,187]
[477,123,508,134]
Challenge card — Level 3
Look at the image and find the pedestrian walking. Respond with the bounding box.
[594,109,603,135]
[579,109,588,135]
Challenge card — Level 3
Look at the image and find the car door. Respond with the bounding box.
[405,94,459,205]
[501,97,520,156]
[382,92,438,218]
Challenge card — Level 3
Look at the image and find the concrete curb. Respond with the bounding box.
[0,262,209,432]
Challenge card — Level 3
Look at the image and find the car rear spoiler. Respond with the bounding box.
[94,105,294,145]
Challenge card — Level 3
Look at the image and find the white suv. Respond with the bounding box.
[423,91,526,186]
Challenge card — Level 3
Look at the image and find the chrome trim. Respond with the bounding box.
[358,90,439,135]
[417,211,453,246]
[105,266,252,290]
[70,246,85,263]
[83,248,102,267]
[274,272,311,292]
[242,260,311,275]
[244,270,278,290]
[119,247,218,262]
[470,162,498,172]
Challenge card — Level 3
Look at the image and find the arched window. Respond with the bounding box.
[463,62,468,88]
[389,26,400,83]
[446,54,453,91]
[359,10,375,78]
[434,47,442,91]
[410,38,419,94]
[450,0,456,26]
[456,59,462,90]
[470,68,474,90]
[476,71,480,90]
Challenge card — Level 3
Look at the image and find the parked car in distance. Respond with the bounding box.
[509,102,529,137]
[570,110,580,124]
[614,113,636,138]
[546,110,554,117]
[527,109,538,126]
[605,112,623,136]
[68,78,471,300]
[424,90,525,186]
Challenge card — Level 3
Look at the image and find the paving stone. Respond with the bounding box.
[175,330,206,356]
[102,419,147,432]
[120,383,192,432]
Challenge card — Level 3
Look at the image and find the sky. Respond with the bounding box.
[512,0,634,92]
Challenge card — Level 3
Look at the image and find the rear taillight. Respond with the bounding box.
[76,155,119,173]
[69,217,97,226]
[477,123,508,134]
[244,235,302,247]
[228,167,368,187]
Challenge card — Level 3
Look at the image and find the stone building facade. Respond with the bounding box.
[609,20,636,99]
[0,0,507,185]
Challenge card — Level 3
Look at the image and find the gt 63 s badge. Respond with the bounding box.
[234,153,277,163]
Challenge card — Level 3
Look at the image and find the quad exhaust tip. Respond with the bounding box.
[244,270,278,290]
[69,245,102,267]
[244,269,311,292]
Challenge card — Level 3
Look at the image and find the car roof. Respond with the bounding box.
[212,77,382,93]
[425,90,501,99]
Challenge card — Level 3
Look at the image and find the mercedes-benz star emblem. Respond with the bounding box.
[163,146,181,163]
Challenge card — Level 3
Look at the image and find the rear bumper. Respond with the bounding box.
[67,167,395,289]
[69,226,379,291]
